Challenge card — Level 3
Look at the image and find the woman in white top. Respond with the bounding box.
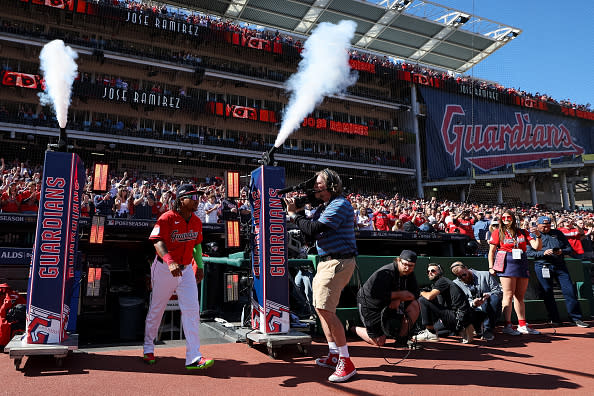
[203,194,221,223]
[114,187,131,218]
[357,210,373,230]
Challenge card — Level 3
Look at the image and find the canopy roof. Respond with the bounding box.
[169,0,521,72]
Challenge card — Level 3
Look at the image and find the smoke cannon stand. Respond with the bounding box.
[245,329,311,359]
[4,333,79,370]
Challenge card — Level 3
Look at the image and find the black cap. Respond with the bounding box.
[399,249,417,263]
[176,183,199,198]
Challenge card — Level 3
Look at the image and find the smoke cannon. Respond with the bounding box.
[58,127,67,152]
[259,145,278,166]
[47,127,69,152]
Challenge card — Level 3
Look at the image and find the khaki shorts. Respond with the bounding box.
[312,257,356,312]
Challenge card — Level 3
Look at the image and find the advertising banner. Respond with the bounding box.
[0,247,32,265]
[26,151,85,344]
[249,166,289,334]
[419,87,594,180]
[1,71,45,90]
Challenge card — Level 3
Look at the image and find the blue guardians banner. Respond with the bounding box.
[419,87,594,180]
[249,166,289,334]
[26,151,85,344]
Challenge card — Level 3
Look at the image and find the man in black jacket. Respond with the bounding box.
[526,216,589,328]
[352,249,420,347]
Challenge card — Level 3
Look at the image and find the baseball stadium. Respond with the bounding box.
[0,0,593,393]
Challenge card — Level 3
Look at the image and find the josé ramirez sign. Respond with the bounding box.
[124,11,202,37]
[102,87,181,109]
[301,117,368,136]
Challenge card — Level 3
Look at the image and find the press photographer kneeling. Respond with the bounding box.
[349,250,420,347]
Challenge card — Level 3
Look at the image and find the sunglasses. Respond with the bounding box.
[427,268,438,274]
[501,216,513,220]
[182,194,199,201]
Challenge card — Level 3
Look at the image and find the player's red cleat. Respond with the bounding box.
[186,356,214,370]
[143,353,156,365]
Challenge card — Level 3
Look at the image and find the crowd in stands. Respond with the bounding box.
[347,194,594,259]
[2,157,594,259]
[1,0,591,112]
[0,158,252,224]
[0,106,411,168]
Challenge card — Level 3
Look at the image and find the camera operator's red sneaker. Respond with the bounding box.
[328,357,357,383]
[315,353,339,369]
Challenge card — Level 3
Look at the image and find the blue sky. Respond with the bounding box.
[409,0,593,108]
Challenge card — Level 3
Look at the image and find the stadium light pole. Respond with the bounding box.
[560,172,570,210]
[567,181,575,210]
[529,176,538,206]
[410,83,424,198]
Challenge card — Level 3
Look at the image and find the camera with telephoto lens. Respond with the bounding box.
[280,174,323,211]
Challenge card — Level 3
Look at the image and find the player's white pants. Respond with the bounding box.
[143,257,202,365]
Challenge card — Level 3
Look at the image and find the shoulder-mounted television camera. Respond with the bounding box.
[279,174,323,210]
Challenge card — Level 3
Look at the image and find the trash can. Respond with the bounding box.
[119,297,144,340]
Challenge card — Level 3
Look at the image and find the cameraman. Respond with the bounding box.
[285,168,358,383]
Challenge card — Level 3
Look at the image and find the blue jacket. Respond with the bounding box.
[526,228,571,265]
[473,219,490,240]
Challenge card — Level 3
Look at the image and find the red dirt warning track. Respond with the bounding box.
[2,324,594,395]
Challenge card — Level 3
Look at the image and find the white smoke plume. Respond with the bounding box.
[38,40,79,129]
[275,20,358,148]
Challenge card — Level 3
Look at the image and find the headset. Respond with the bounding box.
[320,168,342,195]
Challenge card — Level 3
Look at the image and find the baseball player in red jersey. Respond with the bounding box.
[143,184,214,370]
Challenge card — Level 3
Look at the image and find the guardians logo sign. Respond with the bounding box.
[419,87,591,180]
[441,104,584,171]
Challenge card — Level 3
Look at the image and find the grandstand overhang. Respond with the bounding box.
[170,0,521,73]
